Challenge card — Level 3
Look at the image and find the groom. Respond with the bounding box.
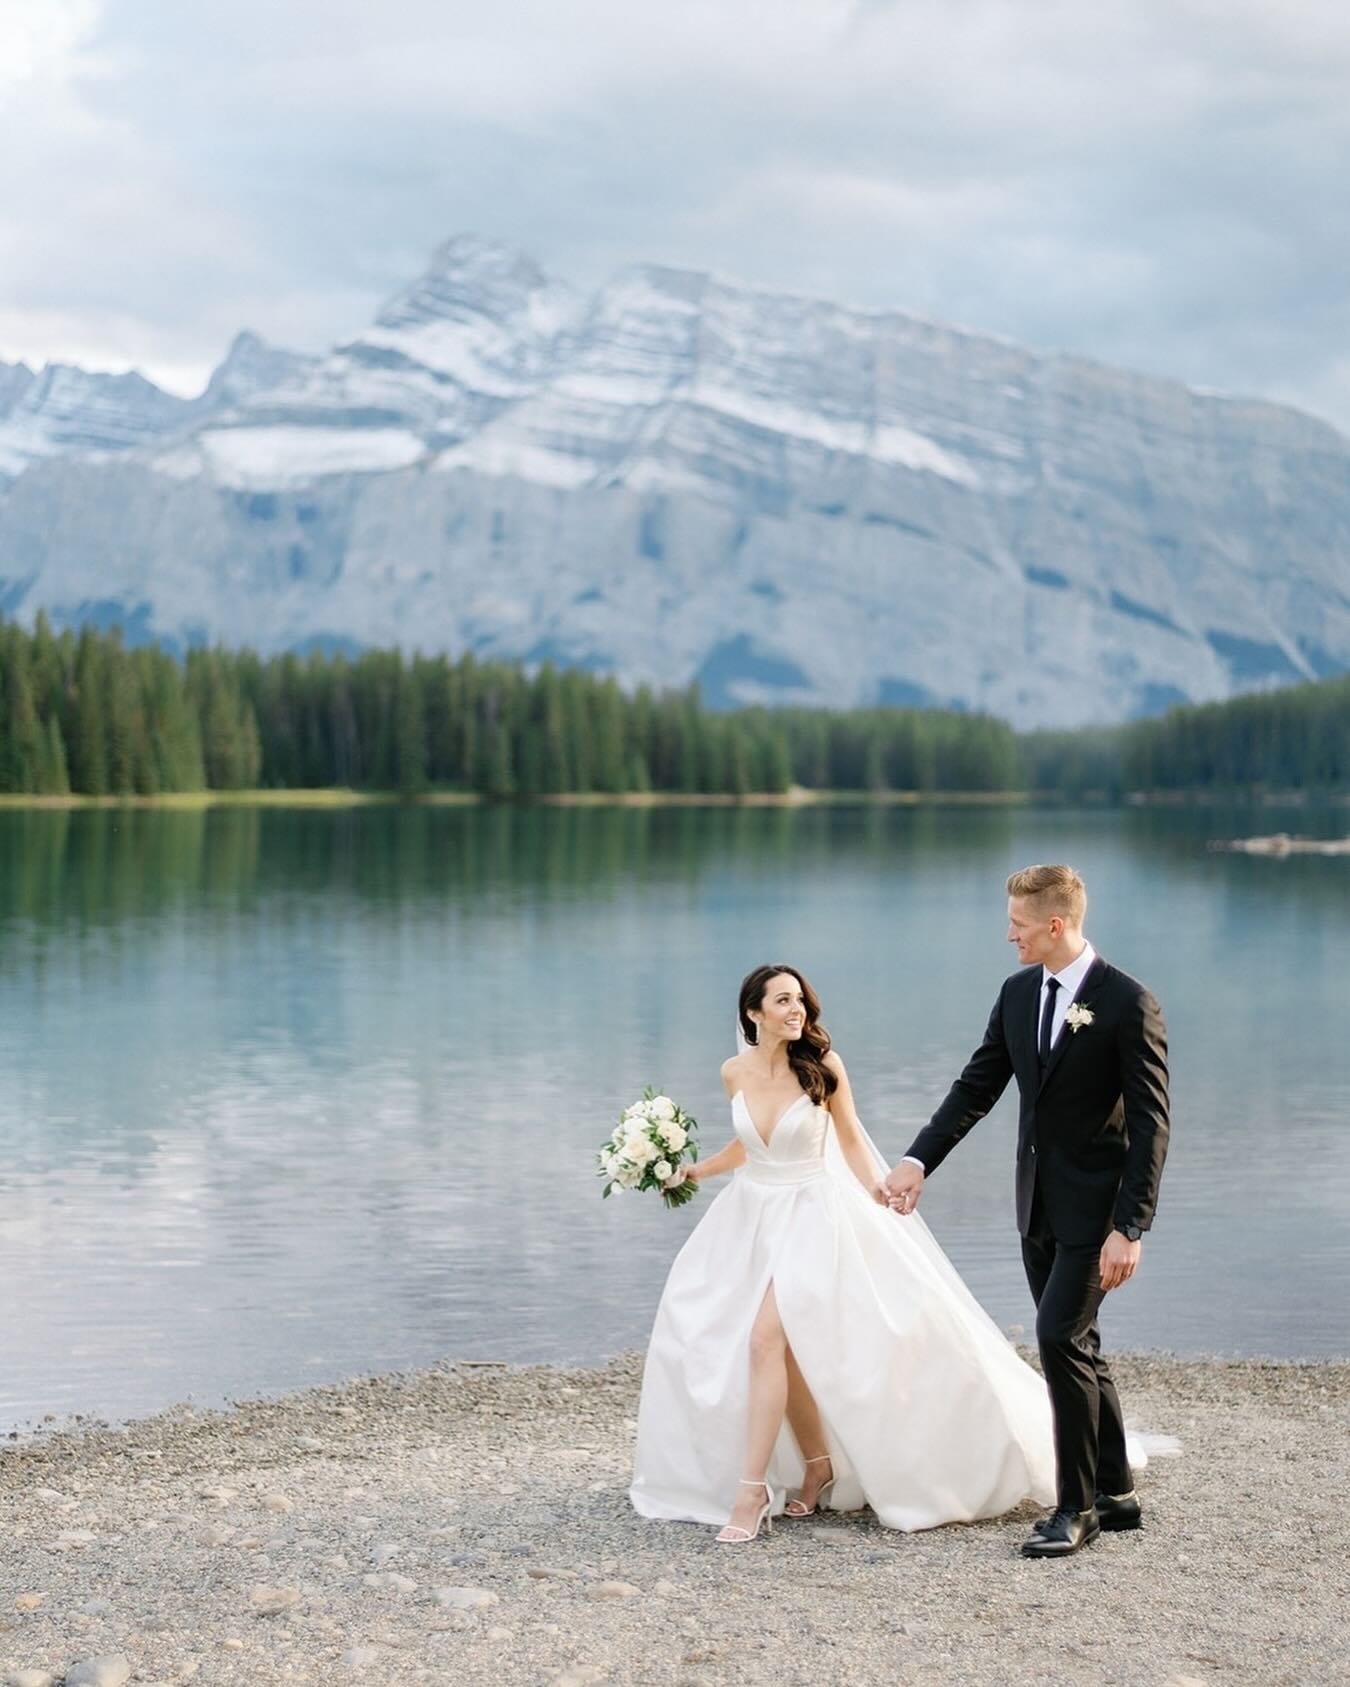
[884,864,1169,1558]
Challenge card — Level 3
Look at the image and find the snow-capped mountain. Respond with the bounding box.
[188,331,319,420]
[0,330,315,483]
[2,234,1348,726]
[0,360,194,480]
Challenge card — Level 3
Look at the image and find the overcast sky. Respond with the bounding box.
[3,0,1349,429]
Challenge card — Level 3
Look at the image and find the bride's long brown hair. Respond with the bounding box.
[737,964,837,1107]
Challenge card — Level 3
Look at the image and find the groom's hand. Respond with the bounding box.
[883,1162,924,1215]
[1099,1230,1142,1291]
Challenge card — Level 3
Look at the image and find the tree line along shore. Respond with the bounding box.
[0,613,1347,801]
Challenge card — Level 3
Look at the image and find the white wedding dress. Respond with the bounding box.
[629,1091,1060,1530]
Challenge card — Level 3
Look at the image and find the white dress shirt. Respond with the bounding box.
[902,940,1098,1174]
[1039,939,1097,1055]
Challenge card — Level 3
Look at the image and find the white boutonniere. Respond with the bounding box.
[1065,1002,1095,1033]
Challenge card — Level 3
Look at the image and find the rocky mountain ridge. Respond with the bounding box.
[2,234,1347,727]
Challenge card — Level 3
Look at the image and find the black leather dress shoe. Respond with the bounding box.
[1021,1506,1100,1557]
[1033,1489,1142,1535]
[1095,1489,1142,1531]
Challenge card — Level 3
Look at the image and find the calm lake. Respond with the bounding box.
[1,799,1347,1430]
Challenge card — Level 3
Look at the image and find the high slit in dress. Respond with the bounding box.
[629,1092,1058,1530]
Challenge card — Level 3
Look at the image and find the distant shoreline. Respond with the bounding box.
[0,785,1345,812]
[0,787,1027,811]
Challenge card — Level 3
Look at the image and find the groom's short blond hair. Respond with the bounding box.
[1006,864,1087,926]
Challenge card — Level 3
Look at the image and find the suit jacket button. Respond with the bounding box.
[1030,1144,1037,1156]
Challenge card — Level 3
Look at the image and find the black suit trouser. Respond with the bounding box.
[1021,1197,1133,1513]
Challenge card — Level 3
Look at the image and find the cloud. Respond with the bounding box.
[0,0,1346,430]
[0,0,99,81]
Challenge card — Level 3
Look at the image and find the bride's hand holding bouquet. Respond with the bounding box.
[598,1089,701,1208]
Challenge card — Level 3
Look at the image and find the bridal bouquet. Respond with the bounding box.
[598,1088,700,1207]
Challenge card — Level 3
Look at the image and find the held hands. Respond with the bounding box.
[883,1161,924,1216]
[1099,1230,1142,1291]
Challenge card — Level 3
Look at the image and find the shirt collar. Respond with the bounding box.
[1043,939,1096,998]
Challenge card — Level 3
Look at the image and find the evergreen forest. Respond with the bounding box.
[0,614,1345,799]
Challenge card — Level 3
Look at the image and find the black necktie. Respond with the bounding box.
[1039,976,1060,1067]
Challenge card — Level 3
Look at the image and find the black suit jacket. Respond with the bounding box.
[905,957,1170,1247]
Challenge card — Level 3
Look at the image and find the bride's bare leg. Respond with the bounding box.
[784,1345,834,1511]
[722,1284,789,1534]
[785,1344,828,1454]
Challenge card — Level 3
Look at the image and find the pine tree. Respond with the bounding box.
[29,609,65,726]
[239,703,263,787]
[328,661,360,786]
[70,630,109,795]
[803,714,829,788]
[99,632,140,794]
[0,628,44,791]
[863,722,886,791]
[481,718,515,797]
[628,684,656,792]
[42,714,70,795]
[535,665,571,793]
[726,726,752,796]
[593,679,627,793]
[258,653,301,787]
[455,653,480,786]
[694,718,721,792]
[395,658,428,794]
[562,672,593,793]
[149,648,206,791]
[421,656,456,785]
[763,728,793,794]
[192,651,255,788]
[678,694,701,793]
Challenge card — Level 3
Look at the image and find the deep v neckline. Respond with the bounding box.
[735,1089,810,1150]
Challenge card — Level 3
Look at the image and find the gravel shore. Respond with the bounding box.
[2,1352,1346,1687]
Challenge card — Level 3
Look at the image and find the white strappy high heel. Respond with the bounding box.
[785,1455,835,1518]
[716,1478,775,1543]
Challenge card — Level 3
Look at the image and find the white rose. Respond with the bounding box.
[659,1122,687,1151]
[617,1164,643,1188]
[622,1133,650,1163]
[623,1103,645,1121]
[649,1096,676,1121]
[653,1160,673,1181]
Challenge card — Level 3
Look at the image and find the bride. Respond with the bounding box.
[629,963,1058,1542]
